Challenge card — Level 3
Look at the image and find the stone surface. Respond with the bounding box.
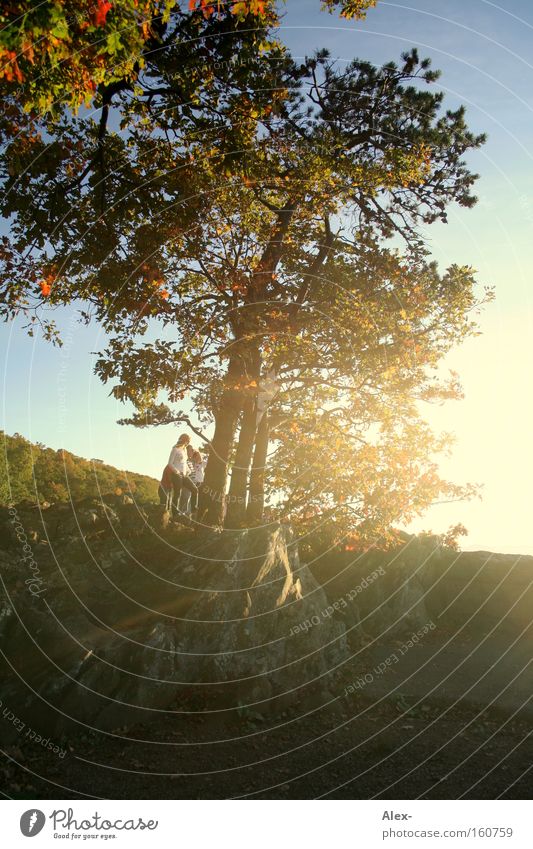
[3,498,531,744]
[0,501,348,740]
[310,538,533,644]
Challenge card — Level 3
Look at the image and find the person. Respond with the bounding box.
[178,444,194,514]
[159,437,188,514]
[158,464,174,512]
[163,433,198,519]
[179,449,207,514]
[191,449,207,485]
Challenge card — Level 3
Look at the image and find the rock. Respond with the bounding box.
[58,503,120,537]
[310,539,533,646]
[310,548,430,642]
[170,525,348,707]
[0,510,348,740]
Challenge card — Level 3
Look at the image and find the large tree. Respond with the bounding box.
[0,25,487,535]
[97,51,485,527]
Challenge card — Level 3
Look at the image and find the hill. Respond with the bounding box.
[0,430,158,506]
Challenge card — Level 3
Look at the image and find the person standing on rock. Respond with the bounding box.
[179,445,204,514]
[191,450,207,485]
[158,464,174,512]
[166,433,198,520]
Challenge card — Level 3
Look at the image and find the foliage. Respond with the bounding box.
[0,0,374,117]
[0,430,158,505]
[0,0,279,115]
[322,0,377,18]
[0,0,489,543]
[261,252,488,544]
[0,0,291,339]
[0,48,485,352]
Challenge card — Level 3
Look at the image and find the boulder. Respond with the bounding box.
[0,503,348,741]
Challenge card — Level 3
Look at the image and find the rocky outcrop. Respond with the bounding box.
[0,499,348,740]
[310,536,533,645]
[3,497,531,743]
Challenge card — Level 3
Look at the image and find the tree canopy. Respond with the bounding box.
[0,0,376,115]
[0,0,489,545]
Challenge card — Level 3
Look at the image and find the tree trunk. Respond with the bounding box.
[247,410,270,525]
[197,355,245,527]
[197,198,297,528]
[225,345,261,528]
[225,395,258,528]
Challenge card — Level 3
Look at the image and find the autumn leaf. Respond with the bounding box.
[189,0,217,17]
[91,0,113,28]
[0,50,24,83]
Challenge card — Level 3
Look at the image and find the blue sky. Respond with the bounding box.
[2,0,533,552]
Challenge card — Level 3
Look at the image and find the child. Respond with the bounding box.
[161,433,198,518]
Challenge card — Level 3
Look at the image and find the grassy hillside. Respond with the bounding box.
[0,430,158,505]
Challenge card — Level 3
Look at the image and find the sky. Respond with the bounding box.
[2,0,533,553]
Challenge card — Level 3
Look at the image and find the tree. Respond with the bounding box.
[91,50,485,528]
[0,26,487,536]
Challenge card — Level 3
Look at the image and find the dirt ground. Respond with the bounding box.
[2,629,531,800]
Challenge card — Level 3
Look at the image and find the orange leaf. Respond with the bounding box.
[91,0,112,28]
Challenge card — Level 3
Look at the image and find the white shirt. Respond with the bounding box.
[190,457,207,484]
[168,444,188,476]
